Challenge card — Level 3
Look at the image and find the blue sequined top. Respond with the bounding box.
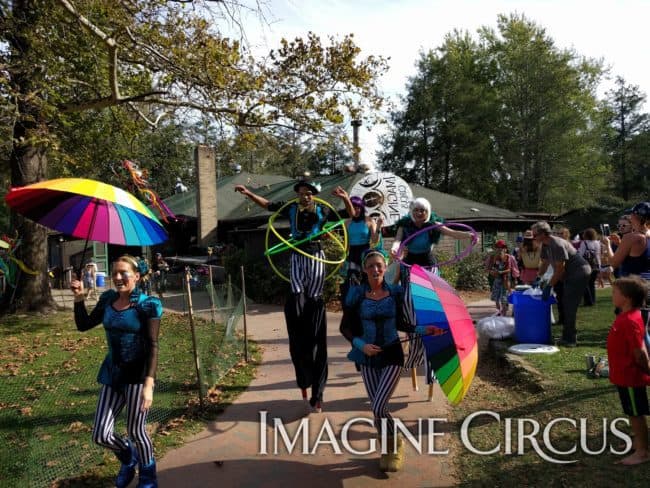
[342,283,426,367]
[74,289,162,387]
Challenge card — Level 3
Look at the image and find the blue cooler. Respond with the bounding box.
[508,291,556,344]
[96,272,106,287]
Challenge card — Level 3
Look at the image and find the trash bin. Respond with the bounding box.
[508,291,556,344]
[96,272,106,287]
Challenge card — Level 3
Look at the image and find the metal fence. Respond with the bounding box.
[0,274,248,488]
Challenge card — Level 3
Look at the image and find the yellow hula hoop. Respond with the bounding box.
[265,197,348,282]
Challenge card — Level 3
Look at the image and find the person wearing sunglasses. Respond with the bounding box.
[389,198,476,386]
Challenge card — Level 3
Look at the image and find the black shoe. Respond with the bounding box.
[557,339,577,348]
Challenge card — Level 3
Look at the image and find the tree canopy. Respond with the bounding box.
[380,13,608,213]
[0,0,388,311]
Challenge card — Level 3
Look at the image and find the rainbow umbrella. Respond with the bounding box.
[5,178,168,246]
[409,264,478,405]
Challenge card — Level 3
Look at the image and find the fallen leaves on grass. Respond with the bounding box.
[62,421,91,433]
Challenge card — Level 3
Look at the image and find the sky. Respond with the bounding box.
[240,0,650,165]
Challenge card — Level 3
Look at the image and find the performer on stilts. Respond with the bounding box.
[235,180,349,412]
[390,198,475,390]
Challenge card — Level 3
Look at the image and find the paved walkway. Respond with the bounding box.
[153,294,496,488]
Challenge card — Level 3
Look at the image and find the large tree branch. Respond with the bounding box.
[60,91,166,113]
[57,0,121,100]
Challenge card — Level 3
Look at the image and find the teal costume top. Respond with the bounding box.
[74,289,162,387]
[348,219,371,246]
[396,213,443,254]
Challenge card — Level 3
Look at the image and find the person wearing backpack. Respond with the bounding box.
[579,228,602,306]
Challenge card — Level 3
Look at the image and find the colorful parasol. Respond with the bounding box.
[0,239,9,249]
[5,178,168,246]
[409,264,478,405]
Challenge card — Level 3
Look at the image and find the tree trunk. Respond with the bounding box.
[2,0,56,313]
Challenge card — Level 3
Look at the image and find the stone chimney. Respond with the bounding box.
[351,119,362,166]
[194,145,218,247]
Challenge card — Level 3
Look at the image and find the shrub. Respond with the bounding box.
[455,252,490,290]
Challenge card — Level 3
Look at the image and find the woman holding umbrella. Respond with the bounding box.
[71,255,162,488]
[340,249,442,472]
[389,198,475,390]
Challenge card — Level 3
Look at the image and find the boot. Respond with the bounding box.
[384,435,404,472]
[137,459,158,488]
[115,440,138,488]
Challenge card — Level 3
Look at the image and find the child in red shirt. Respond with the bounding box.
[606,276,650,465]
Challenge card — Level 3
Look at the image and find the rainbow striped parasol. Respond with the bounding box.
[409,264,478,405]
[5,178,167,246]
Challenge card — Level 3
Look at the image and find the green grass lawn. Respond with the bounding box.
[452,287,650,487]
[0,309,258,488]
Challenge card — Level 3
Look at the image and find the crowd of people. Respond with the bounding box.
[69,184,650,474]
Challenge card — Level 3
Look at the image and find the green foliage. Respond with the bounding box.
[380,13,608,213]
[454,251,490,290]
[214,126,352,179]
[1,0,387,311]
[436,250,459,287]
[435,250,489,291]
[602,77,650,200]
[222,246,289,304]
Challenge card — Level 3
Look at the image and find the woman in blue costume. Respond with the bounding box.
[389,198,475,385]
[331,186,382,295]
[71,255,162,488]
[235,180,349,412]
[340,249,443,472]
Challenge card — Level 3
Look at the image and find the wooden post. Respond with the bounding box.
[207,246,216,325]
[185,266,204,408]
[240,265,249,363]
[428,383,435,402]
[410,368,418,392]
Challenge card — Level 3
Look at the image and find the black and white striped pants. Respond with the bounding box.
[360,364,403,437]
[290,250,325,298]
[92,383,153,465]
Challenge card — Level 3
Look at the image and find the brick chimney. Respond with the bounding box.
[194,145,218,246]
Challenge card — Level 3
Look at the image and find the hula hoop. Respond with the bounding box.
[264,197,348,282]
[394,222,478,268]
[265,219,345,256]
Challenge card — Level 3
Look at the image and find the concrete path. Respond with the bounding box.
[155,296,496,488]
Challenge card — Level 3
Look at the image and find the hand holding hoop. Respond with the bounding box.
[394,222,478,268]
[264,197,349,282]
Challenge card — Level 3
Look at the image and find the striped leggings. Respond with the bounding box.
[92,384,153,464]
[360,364,403,437]
[290,250,325,298]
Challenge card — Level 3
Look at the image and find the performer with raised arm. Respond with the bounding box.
[235,180,349,412]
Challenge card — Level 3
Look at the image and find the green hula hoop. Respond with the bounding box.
[264,197,348,283]
[265,219,345,256]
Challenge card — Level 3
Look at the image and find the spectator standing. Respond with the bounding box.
[83,260,98,300]
[578,228,602,306]
[603,202,650,323]
[533,221,591,347]
[519,230,542,285]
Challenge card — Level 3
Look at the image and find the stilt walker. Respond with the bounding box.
[235,180,349,412]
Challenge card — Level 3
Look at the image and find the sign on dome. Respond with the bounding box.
[350,172,413,226]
